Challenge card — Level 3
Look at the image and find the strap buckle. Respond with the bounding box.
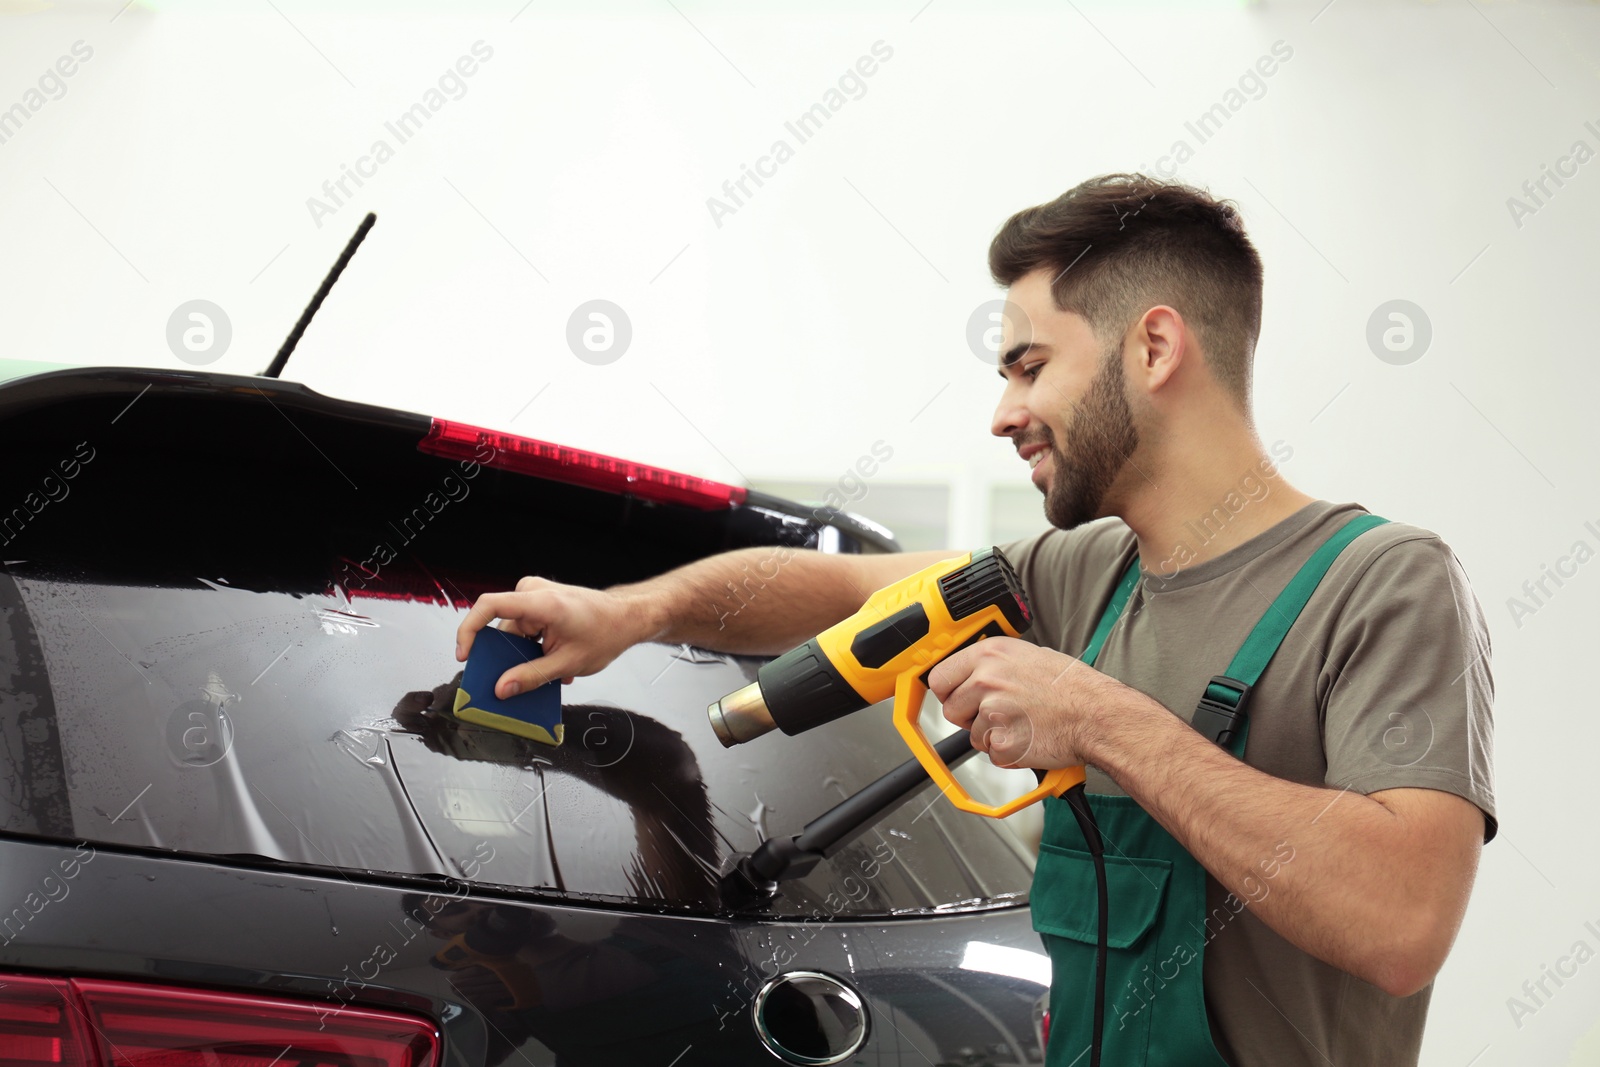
[1193,675,1251,749]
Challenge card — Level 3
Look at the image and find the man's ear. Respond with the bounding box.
[1133,305,1186,393]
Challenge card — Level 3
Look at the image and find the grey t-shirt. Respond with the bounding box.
[998,498,1495,1067]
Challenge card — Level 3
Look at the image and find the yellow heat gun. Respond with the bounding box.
[707,546,1085,817]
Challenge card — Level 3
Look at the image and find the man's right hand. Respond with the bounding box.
[455,576,652,698]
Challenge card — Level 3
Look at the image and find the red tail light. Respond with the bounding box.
[419,418,747,511]
[0,975,438,1067]
[0,976,95,1067]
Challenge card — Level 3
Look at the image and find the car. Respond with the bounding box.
[0,365,1052,1066]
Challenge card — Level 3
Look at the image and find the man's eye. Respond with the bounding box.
[1023,363,1043,379]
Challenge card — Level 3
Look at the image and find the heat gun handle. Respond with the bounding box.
[889,668,1085,818]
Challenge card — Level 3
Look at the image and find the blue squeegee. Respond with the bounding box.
[453,628,564,745]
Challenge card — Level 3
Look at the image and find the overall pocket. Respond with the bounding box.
[1031,842,1172,1066]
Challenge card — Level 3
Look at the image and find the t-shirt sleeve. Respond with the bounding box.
[1319,534,1498,842]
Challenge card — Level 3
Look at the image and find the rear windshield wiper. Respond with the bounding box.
[718,729,975,911]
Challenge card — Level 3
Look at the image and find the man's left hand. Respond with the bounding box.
[927,636,1118,770]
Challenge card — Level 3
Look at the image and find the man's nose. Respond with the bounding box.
[992,385,1030,439]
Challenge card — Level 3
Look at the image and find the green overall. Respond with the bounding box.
[1031,514,1390,1066]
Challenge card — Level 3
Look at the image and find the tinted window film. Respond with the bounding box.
[1,565,1032,918]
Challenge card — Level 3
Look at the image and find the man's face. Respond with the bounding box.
[990,269,1139,530]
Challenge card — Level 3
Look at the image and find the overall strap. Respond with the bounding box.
[1198,514,1390,754]
[1078,513,1392,755]
[1080,555,1140,669]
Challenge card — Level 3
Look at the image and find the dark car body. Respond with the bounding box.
[0,368,1050,1065]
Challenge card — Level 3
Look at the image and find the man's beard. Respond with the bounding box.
[1042,343,1139,530]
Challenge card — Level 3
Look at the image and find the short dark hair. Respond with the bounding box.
[988,174,1264,405]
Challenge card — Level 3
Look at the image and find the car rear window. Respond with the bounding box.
[1,567,1035,918]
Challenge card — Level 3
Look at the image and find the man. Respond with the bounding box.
[455,174,1495,1065]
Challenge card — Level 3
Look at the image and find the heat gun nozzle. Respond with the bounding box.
[708,681,776,747]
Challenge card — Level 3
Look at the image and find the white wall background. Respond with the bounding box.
[3,0,1599,1062]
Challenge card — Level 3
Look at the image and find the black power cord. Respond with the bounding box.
[1063,782,1107,1067]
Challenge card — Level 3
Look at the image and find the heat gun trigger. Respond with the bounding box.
[896,630,1086,817]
